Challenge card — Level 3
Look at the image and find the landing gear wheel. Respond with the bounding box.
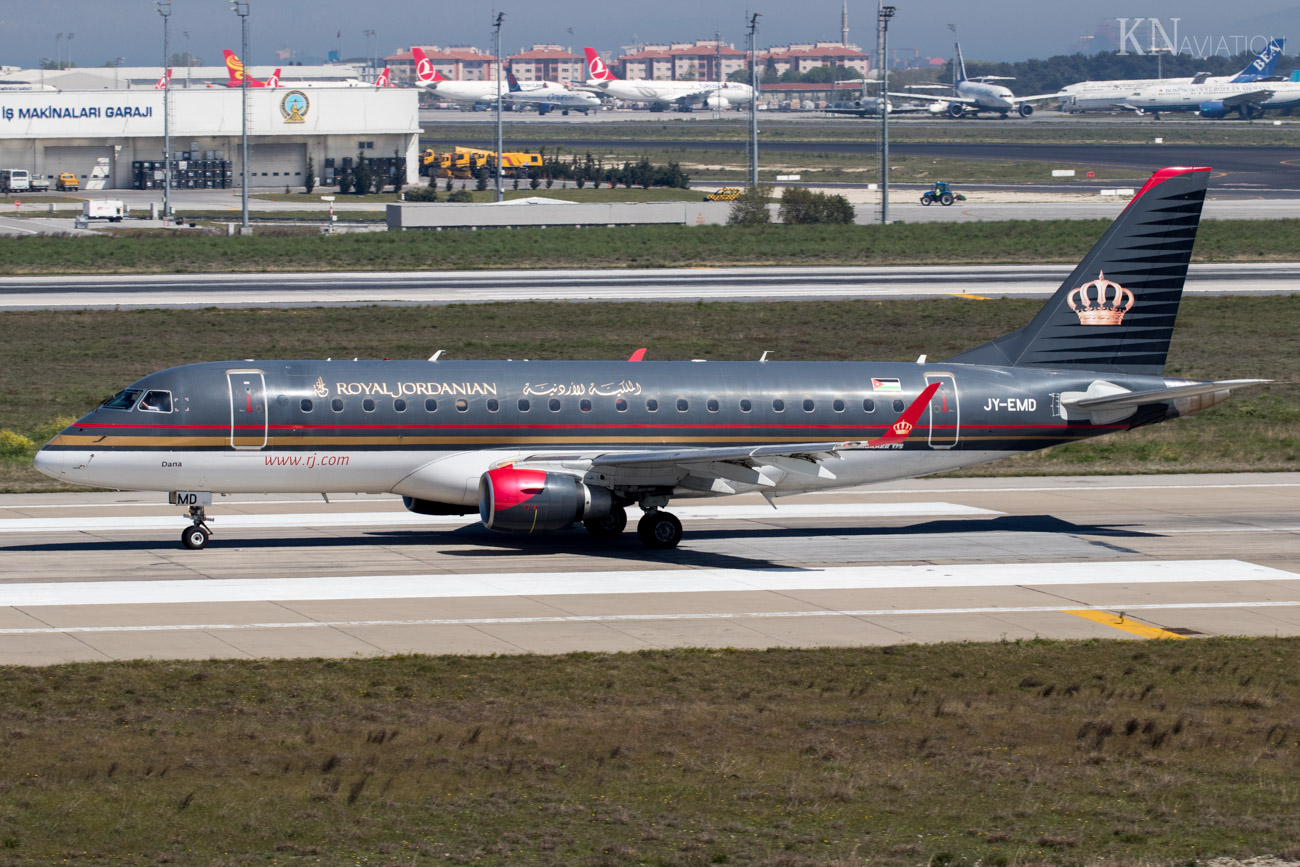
[940,192,955,206]
[637,511,682,549]
[181,525,210,550]
[584,505,628,538]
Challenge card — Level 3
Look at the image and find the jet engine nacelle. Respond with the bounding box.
[946,102,966,118]
[402,496,474,516]
[1198,101,1230,119]
[1017,102,1034,117]
[705,94,728,110]
[478,466,613,534]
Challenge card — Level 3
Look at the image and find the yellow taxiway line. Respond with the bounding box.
[1065,609,1189,640]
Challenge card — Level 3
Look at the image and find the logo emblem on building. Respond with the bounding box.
[1067,271,1134,326]
[280,90,309,124]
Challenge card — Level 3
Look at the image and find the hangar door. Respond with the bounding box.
[44,146,114,190]
[245,142,306,187]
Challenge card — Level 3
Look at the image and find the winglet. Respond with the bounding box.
[627,348,647,362]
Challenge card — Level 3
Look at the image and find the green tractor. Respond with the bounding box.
[920,180,967,206]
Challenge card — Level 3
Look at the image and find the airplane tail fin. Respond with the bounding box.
[505,65,522,93]
[154,68,171,89]
[223,50,264,87]
[953,42,967,84]
[945,166,1210,376]
[266,68,281,88]
[1231,38,1285,82]
[412,47,437,84]
[375,67,391,87]
[585,47,617,81]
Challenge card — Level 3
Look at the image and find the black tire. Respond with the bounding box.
[181,525,209,550]
[584,506,627,538]
[637,511,682,549]
[920,195,932,206]
[940,192,955,206]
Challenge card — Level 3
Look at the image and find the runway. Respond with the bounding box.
[1,473,1297,664]
[1,261,1297,310]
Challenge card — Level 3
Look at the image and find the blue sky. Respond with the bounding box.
[1,1,1294,69]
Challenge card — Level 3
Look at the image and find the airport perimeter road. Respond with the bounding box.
[1,262,1296,310]
[0,474,1297,664]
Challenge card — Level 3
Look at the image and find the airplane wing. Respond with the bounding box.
[1219,88,1275,106]
[521,383,940,495]
[1013,92,1067,104]
[825,104,937,116]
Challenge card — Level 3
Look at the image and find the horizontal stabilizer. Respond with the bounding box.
[1061,379,1269,412]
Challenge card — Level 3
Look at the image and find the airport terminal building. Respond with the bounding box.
[0,87,421,189]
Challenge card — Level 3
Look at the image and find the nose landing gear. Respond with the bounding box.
[181,505,213,550]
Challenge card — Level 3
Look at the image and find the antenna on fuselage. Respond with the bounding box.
[759,351,770,362]
[429,350,444,362]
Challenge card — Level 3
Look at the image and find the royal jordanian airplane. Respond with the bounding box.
[583,47,751,110]
[505,66,600,114]
[1059,38,1285,113]
[35,167,1264,552]
[905,42,1062,118]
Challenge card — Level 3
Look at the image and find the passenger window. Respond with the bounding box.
[300,399,313,412]
[646,398,658,412]
[615,398,628,412]
[518,399,530,412]
[549,398,561,411]
[893,399,905,413]
[580,398,592,412]
[102,388,143,410]
[362,398,376,413]
[833,399,845,413]
[740,399,752,413]
[706,398,720,412]
[332,398,344,412]
[425,398,437,412]
[676,398,689,412]
[394,399,406,412]
[138,390,173,413]
[802,399,814,412]
[863,399,875,413]
[456,399,469,412]
[772,399,785,412]
[487,399,499,412]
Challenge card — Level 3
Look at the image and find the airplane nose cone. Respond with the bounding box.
[33,447,63,480]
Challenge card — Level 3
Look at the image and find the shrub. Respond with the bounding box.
[727,185,773,226]
[404,186,439,202]
[779,187,856,225]
[446,189,474,203]
[0,430,35,457]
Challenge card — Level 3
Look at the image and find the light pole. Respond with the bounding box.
[363,29,376,78]
[112,57,125,88]
[231,0,250,232]
[183,31,190,88]
[493,12,505,202]
[747,12,759,188]
[156,0,172,217]
[67,33,75,68]
[54,34,63,70]
[877,3,896,224]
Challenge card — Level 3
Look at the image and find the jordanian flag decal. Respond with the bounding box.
[871,378,902,392]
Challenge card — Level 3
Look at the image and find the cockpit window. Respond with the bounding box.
[102,388,143,410]
[137,390,173,413]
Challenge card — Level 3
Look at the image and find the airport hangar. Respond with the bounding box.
[0,87,421,190]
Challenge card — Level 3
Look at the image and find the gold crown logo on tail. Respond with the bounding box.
[1067,271,1134,326]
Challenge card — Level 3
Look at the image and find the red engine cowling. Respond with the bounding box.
[478,466,612,534]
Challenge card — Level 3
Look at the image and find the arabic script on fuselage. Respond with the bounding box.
[522,381,642,398]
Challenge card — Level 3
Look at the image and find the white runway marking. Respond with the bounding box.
[0,502,999,534]
[1,600,1297,636]
[0,560,1291,607]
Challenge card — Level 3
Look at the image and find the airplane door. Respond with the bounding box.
[925,373,959,448]
[227,370,268,450]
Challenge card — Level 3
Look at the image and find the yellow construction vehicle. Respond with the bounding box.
[420,146,543,179]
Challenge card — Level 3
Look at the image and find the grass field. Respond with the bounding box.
[1,296,1296,491]
[0,639,1297,865]
[6,219,1300,275]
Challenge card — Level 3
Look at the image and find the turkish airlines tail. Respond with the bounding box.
[265,68,282,88]
[154,68,171,90]
[584,47,617,81]
[222,49,266,87]
[375,67,392,87]
[411,47,446,84]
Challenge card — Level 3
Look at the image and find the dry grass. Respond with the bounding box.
[0,640,1297,864]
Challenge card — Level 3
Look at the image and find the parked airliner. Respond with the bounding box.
[35,167,1263,551]
[904,42,1063,117]
[583,48,751,110]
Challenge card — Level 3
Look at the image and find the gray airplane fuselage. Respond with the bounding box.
[36,359,1210,505]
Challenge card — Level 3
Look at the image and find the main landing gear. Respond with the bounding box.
[637,510,683,549]
[181,505,213,550]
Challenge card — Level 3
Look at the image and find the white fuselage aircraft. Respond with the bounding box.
[903,42,1062,118]
[412,47,559,105]
[583,48,750,110]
